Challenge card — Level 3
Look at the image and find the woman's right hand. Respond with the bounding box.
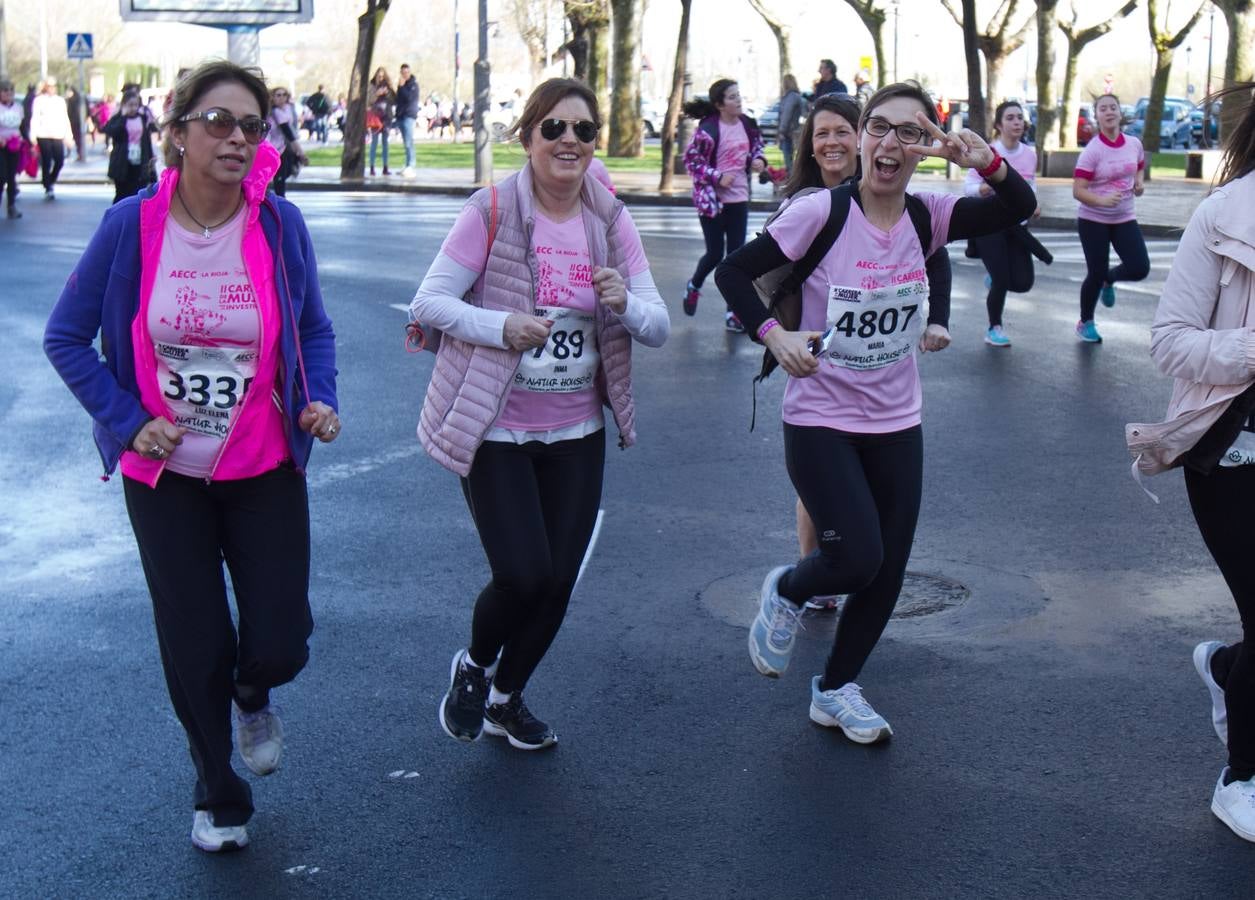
[131,417,187,461]
[764,328,823,378]
[718,171,735,188]
[503,313,554,351]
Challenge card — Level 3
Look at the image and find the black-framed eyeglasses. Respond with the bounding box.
[178,108,270,144]
[864,115,928,145]
[539,118,599,143]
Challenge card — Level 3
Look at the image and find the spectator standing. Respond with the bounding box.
[777,74,805,176]
[367,67,394,176]
[305,85,331,143]
[854,70,874,107]
[814,59,848,99]
[104,91,159,204]
[31,78,72,200]
[65,86,85,162]
[0,79,23,219]
[395,64,419,176]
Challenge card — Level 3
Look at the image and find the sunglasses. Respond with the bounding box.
[538,118,598,143]
[178,108,271,144]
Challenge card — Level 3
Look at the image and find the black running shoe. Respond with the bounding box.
[483,693,557,750]
[438,649,489,742]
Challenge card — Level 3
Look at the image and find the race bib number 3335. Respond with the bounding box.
[821,280,926,371]
[155,341,259,439]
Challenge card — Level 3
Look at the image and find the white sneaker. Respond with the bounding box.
[809,678,893,744]
[1192,641,1228,745]
[1212,768,1255,843]
[401,166,416,177]
[191,810,249,852]
[234,702,284,776]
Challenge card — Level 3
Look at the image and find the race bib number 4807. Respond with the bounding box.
[820,280,926,371]
[513,307,600,393]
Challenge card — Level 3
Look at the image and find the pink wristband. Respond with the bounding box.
[757,318,780,341]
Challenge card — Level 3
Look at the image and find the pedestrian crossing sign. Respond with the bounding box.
[66,33,94,60]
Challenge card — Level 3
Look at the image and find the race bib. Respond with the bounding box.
[127,141,142,165]
[154,342,259,441]
[514,307,600,393]
[818,279,926,371]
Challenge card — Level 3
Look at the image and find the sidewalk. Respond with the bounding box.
[50,144,1207,237]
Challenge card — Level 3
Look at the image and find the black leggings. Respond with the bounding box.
[0,146,18,209]
[123,466,314,827]
[38,137,64,191]
[691,201,749,302]
[974,228,1035,327]
[1077,217,1149,322]
[778,423,923,689]
[460,431,605,694]
[1185,465,1255,782]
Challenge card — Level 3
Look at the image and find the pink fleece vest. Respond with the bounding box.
[418,164,638,476]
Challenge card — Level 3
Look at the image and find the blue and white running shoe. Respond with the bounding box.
[809,677,893,744]
[984,325,1011,348]
[1076,320,1103,343]
[1100,283,1117,307]
[748,565,800,677]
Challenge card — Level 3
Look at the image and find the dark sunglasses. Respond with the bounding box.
[538,118,598,143]
[178,108,270,144]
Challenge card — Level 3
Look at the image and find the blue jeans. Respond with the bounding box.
[369,129,389,171]
[397,116,415,168]
[780,136,795,176]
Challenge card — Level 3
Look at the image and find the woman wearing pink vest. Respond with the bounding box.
[412,79,669,750]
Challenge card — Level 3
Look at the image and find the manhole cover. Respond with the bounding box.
[698,569,969,633]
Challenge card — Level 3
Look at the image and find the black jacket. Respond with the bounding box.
[395,77,420,119]
[103,112,158,182]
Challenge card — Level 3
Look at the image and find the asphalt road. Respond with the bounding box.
[3,186,1253,898]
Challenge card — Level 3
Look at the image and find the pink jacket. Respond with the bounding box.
[121,141,289,487]
[1127,171,1255,478]
[417,164,640,476]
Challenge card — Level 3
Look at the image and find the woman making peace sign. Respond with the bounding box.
[717,82,1035,744]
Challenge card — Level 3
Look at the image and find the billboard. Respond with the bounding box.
[119,1,314,26]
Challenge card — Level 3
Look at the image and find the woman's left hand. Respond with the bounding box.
[593,267,627,314]
[918,324,951,353]
[299,401,341,442]
[906,112,996,172]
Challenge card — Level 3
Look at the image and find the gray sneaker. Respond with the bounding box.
[809,677,893,744]
[1193,641,1228,745]
[748,565,800,677]
[234,703,284,776]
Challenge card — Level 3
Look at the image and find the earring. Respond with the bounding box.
[177,145,185,157]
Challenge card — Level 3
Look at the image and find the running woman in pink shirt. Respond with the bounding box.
[716,82,1035,744]
[1072,93,1149,343]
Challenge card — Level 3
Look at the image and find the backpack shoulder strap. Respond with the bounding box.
[904,192,933,257]
[700,117,719,164]
[774,183,854,300]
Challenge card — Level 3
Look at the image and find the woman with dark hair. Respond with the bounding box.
[1129,84,1255,843]
[1072,92,1149,343]
[965,99,1040,347]
[774,93,951,612]
[103,90,159,204]
[44,59,340,853]
[681,78,767,332]
[717,82,1034,743]
[368,67,394,176]
[412,78,668,751]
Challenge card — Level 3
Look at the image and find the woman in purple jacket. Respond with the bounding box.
[43,61,339,855]
[681,79,767,333]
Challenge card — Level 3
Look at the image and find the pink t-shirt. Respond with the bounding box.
[439,202,650,432]
[1074,133,1144,224]
[715,119,750,204]
[766,189,958,433]
[148,210,285,478]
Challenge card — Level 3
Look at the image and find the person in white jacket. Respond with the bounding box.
[1141,82,1255,845]
[31,77,72,199]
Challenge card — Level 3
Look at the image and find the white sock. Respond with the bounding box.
[462,650,499,680]
[488,686,512,706]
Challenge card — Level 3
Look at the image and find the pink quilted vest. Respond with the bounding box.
[418,164,637,476]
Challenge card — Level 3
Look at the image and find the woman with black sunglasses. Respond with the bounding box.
[412,78,668,752]
[44,60,339,854]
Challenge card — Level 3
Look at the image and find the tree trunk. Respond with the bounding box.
[1217,1,1255,138]
[566,1,611,148]
[842,2,889,87]
[1145,0,1208,157]
[960,0,986,135]
[1035,0,1060,152]
[509,0,550,86]
[608,0,642,157]
[659,0,691,191]
[747,0,792,89]
[1059,37,1080,149]
[984,55,1004,114]
[340,0,391,180]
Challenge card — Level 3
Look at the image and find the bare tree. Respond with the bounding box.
[564,0,611,148]
[508,0,554,86]
[959,0,987,135]
[1035,0,1061,152]
[1142,0,1207,157]
[747,0,793,88]
[841,0,890,87]
[341,0,392,180]
[1213,1,1255,137]
[659,0,692,191]
[608,0,643,156]
[942,0,1035,110]
[1057,0,1139,149]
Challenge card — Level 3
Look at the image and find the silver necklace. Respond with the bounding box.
[177,186,241,238]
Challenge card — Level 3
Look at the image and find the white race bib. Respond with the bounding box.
[818,279,927,371]
[514,307,600,393]
[155,342,259,441]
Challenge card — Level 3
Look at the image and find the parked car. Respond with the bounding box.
[756,100,779,143]
[1077,103,1095,146]
[640,98,667,139]
[1191,100,1220,146]
[1127,96,1193,149]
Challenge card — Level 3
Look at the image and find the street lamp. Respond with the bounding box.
[892,0,900,85]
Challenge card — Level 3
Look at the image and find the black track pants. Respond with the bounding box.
[1077,217,1149,322]
[974,229,1035,328]
[690,201,749,302]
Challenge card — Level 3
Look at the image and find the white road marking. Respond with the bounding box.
[389,303,410,312]
[575,509,606,588]
[307,444,426,488]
